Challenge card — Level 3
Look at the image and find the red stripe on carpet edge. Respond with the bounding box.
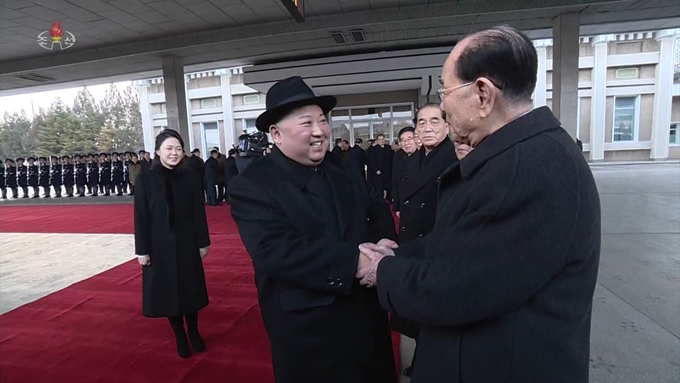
[0,204,402,382]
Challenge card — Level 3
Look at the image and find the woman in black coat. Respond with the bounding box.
[134,129,211,358]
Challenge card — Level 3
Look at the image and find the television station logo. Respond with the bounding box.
[37,21,76,51]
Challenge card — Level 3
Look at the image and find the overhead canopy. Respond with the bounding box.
[0,0,678,96]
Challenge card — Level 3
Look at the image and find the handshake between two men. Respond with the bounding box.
[356,238,399,288]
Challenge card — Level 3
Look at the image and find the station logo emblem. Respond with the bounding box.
[37,21,76,51]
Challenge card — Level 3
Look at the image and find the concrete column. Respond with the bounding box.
[220,71,235,150]
[184,75,194,152]
[533,39,550,108]
[650,29,680,160]
[138,82,154,153]
[161,55,190,148]
[552,13,580,140]
[589,35,612,161]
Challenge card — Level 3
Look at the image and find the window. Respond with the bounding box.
[244,118,257,134]
[153,126,166,137]
[200,98,217,108]
[671,123,679,145]
[615,68,638,79]
[202,122,220,156]
[613,96,638,142]
[243,94,260,104]
[160,103,166,113]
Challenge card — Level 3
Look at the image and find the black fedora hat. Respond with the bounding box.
[256,76,336,132]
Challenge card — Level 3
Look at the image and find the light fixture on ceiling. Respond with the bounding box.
[15,73,55,83]
[350,29,365,43]
[330,31,346,44]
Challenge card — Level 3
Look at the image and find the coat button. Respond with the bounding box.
[404,200,409,205]
[336,278,343,286]
[327,278,335,285]
[437,177,441,182]
[418,234,423,237]
[420,203,426,208]
[400,226,406,232]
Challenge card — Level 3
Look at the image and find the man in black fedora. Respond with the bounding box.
[227,76,398,383]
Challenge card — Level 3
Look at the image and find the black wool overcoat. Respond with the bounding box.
[377,107,601,383]
[228,146,398,383]
[134,165,211,318]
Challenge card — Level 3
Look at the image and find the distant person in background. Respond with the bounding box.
[39,156,51,198]
[27,157,39,198]
[128,153,141,195]
[204,150,220,206]
[366,133,394,199]
[140,150,152,173]
[346,138,366,179]
[391,126,418,217]
[50,156,62,198]
[223,149,238,204]
[211,147,227,202]
[16,158,28,198]
[4,159,18,199]
[134,128,211,359]
[74,154,87,197]
[331,138,343,157]
[0,161,5,199]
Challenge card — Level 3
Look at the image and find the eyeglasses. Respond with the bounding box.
[437,82,473,101]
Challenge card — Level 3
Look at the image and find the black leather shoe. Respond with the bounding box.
[188,331,206,353]
[175,333,191,358]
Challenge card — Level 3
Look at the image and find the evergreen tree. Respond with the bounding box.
[120,85,144,151]
[73,87,104,152]
[36,98,81,156]
[0,111,33,159]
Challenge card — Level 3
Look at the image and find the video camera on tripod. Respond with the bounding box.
[236,131,269,158]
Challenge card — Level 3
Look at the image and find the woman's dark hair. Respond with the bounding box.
[152,129,185,168]
[455,26,537,103]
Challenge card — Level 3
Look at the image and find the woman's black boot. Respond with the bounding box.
[168,316,191,358]
[185,311,206,353]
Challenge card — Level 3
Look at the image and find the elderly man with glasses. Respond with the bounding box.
[356,26,601,383]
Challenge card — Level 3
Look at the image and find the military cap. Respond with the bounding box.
[38,156,47,161]
[16,157,25,161]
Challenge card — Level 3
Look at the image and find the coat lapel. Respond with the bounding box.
[402,140,456,200]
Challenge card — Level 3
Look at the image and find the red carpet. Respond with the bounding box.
[0,204,401,383]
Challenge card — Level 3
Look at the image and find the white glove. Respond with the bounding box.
[199,247,209,259]
[137,255,150,266]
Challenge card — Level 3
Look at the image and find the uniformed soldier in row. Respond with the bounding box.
[99,153,112,196]
[62,155,75,197]
[27,157,39,198]
[39,157,50,197]
[4,159,18,199]
[50,156,62,198]
[16,158,28,198]
[75,154,88,197]
[111,152,124,196]
[86,154,99,196]
[122,151,132,194]
[0,162,5,199]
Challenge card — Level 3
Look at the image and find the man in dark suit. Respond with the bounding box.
[390,126,418,215]
[366,133,393,199]
[228,76,398,383]
[204,150,219,206]
[391,106,457,377]
[357,26,601,383]
[346,138,366,179]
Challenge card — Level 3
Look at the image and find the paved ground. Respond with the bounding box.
[1,163,678,382]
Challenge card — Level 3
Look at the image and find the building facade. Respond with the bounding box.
[133,67,266,159]
[136,28,679,162]
[535,29,680,161]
